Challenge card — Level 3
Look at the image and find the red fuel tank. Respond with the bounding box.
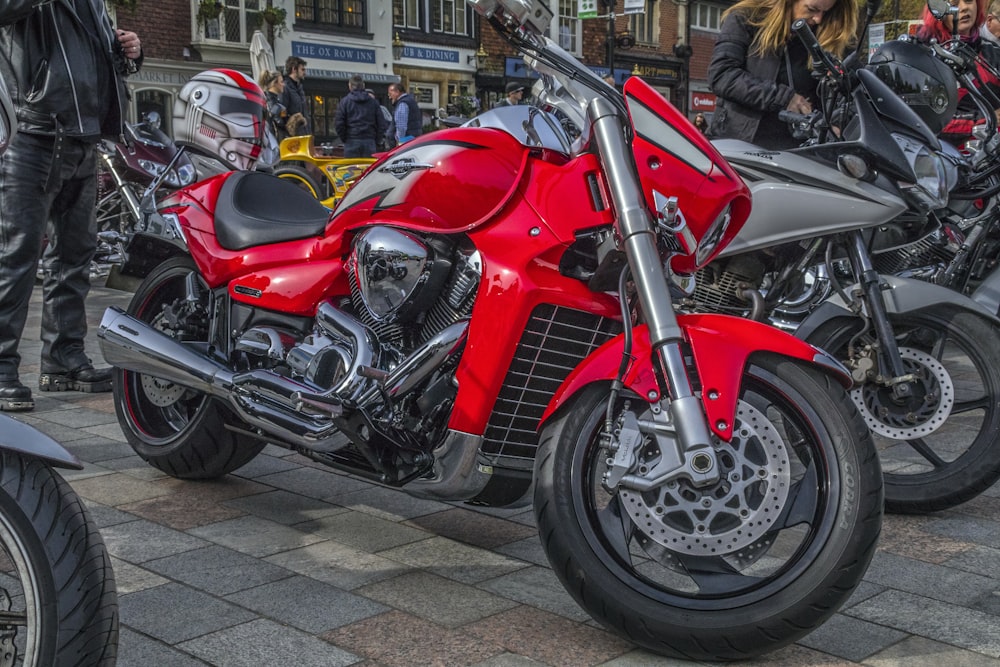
[330,127,528,233]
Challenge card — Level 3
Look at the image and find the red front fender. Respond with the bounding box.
[539,313,851,441]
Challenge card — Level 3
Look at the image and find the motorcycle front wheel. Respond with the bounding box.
[534,354,882,661]
[813,308,1000,513]
[113,256,265,479]
[0,450,118,665]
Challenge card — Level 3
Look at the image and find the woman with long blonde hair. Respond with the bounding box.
[708,0,857,148]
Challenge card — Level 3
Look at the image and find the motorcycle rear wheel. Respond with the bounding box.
[113,256,265,479]
[0,450,118,665]
[812,308,1000,513]
[534,355,882,661]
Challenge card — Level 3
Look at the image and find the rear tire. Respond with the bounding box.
[112,256,265,479]
[534,355,882,661]
[0,451,118,665]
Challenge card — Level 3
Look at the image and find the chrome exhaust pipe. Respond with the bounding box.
[97,307,234,399]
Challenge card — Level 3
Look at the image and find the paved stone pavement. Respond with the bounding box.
[8,279,1000,666]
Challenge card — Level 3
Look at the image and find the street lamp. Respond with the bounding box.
[468,44,489,68]
[392,33,405,60]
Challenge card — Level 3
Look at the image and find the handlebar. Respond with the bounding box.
[791,19,842,79]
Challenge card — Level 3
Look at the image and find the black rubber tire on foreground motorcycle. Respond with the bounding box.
[809,307,1000,514]
[113,256,266,479]
[534,355,883,661]
[0,450,118,665]
[274,164,325,201]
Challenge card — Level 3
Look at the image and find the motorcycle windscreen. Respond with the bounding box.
[329,127,528,233]
[623,77,751,274]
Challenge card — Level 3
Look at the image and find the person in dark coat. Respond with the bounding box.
[280,55,310,135]
[334,75,388,158]
[707,0,856,149]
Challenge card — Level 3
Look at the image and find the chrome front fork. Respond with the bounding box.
[588,96,719,487]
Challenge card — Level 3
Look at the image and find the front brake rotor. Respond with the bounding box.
[619,399,791,557]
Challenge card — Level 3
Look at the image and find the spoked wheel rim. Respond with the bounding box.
[0,511,43,666]
[572,374,839,608]
[844,315,997,479]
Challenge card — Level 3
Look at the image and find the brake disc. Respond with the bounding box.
[851,346,953,440]
[619,399,791,557]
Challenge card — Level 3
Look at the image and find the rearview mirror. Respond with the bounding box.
[927,0,955,21]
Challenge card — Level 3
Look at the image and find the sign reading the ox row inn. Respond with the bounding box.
[292,41,375,64]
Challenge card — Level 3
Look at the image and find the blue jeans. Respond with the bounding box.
[343,138,376,158]
[0,132,98,381]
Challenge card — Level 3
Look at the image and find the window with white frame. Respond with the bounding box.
[433,0,469,34]
[629,0,659,45]
[692,2,725,31]
[393,0,472,36]
[393,0,420,29]
[554,0,581,54]
[201,0,262,44]
[296,0,366,30]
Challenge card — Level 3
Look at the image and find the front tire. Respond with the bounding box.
[112,256,265,479]
[534,355,882,661]
[0,451,118,665]
[811,308,1000,513]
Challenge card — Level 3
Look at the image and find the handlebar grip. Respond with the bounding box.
[778,110,808,124]
[792,19,841,77]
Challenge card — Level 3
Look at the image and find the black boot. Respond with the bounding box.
[38,365,113,393]
[0,380,34,411]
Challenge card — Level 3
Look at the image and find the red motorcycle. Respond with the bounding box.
[97,5,882,660]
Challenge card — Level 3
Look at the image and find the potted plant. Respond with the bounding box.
[196,0,223,24]
[258,5,287,35]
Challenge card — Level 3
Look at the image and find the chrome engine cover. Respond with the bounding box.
[348,227,432,322]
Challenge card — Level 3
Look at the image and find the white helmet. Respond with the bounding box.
[173,68,266,171]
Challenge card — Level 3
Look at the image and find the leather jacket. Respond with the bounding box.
[707,11,795,143]
[0,0,140,139]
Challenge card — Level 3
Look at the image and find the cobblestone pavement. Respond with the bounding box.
[9,280,1000,666]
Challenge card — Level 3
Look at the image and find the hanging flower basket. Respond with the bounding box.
[261,6,285,25]
[196,0,223,24]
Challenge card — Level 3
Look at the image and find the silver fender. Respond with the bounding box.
[971,268,1000,319]
[796,274,1000,343]
[0,414,83,470]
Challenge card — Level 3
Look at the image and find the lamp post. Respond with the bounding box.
[392,33,405,60]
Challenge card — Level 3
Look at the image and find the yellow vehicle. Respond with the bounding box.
[274,135,375,208]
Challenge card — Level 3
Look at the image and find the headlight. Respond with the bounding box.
[893,133,953,210]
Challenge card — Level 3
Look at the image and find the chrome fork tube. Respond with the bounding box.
[588,97,717,469]
[98,150,142,223]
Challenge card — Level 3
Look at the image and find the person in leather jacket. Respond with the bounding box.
[0,0,143,411]
[707,0,856,149]
[917,0,1000,146]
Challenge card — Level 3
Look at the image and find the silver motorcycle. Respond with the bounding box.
[689,12,1000,514]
